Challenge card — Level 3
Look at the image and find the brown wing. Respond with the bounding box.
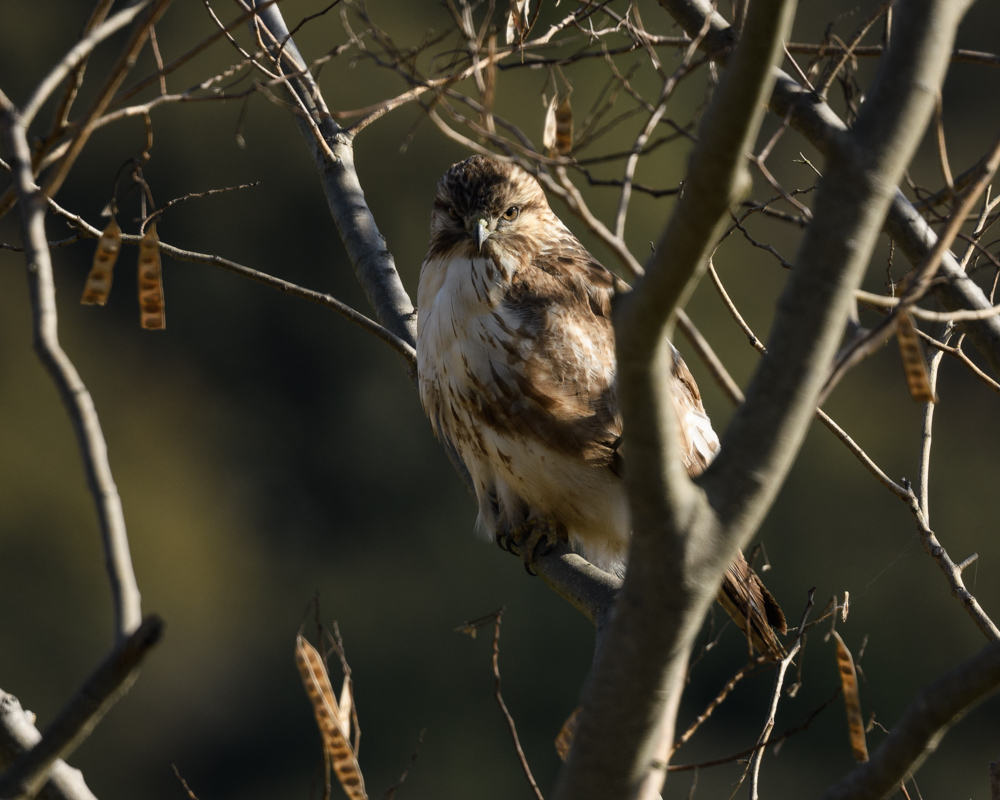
[493,238,623,470]
[669,348,721,477]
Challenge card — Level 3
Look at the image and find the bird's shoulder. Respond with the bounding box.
[501,225,619,332]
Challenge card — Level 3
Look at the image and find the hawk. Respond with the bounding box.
[416,155,786,659]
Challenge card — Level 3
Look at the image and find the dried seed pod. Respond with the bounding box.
[295,635,367,800]
[555,705,581,761]
[505,0,530,44]
[542,94,558,154]
[896,310,936,402]
[482,34,497,136]
[137,224,165,330]
[81,217,122,305]
[832,630,868,762]
[554,95,573,155]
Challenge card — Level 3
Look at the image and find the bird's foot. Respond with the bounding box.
[496,518,567,574]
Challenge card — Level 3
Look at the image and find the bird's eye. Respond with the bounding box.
[447,207,460,221]
[502,206,520,221]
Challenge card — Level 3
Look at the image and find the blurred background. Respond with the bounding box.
[1,1,999,798]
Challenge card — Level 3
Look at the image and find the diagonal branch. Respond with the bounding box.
[38,0,173,202]
[0,694,99,800]
[46,199,417,368]
[248,1,417,349]
[821,640,1000,800]
[705,0,974,539]
[657,0,1000,378]
[20,1,152,126]
[0,617,163,800]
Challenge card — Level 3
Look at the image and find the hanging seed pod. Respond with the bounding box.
[295,635,368,800]
[482,34,497,136]
[137,223,165,330]
[896,310,936,402]
[554,95,573,155]
[554,705,581,761]
[505,0,530,44]
[832,630,869,763]
[81,217,122,305]
[542,94,558,154]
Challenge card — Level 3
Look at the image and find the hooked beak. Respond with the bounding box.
[471,217,491,253]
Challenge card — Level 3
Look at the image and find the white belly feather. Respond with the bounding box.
[417,253,630,571]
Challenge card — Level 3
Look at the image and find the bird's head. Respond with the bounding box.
[428,156,550,261]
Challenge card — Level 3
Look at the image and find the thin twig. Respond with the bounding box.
[675,309,744,405]
[905,487,1000,640]
[903,321,1000,639]
[745,641,801,798]
[855,289,1000,322]
[670,656,766,756]
[40,0,174,201]
[708,260,766,353]
[141,182,261,227]
[20,1,151,126]
[917,328,950,522]
[821,132,1000,404]
[48,201,417,369]
[816,410,908,499]
[458,610,544,800]
[742,592,813,799]
[706,261,909,498]
[916,329,1000,395]
[170,765,201,800]
[491,611,544,800]
[667,687,841,773]
[814,3,889,100]
[783,42,1000,67]
[381,730,425,800]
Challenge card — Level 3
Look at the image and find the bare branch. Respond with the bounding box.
[20,1,152,126]
[0,694,99,800]
[658,0,1000,377]
[532,545,621,631]
[249,3,417,348]
[784,42,1000,68]
[490,610,544,800]
[0,101,142,639]
[706,0,974,535]
[47,200,417,369]
[906,489,1000,641]
[39,0,173,201]
[821,640,1000,800]
[821,134,1000,404]
[916,330,948,521]
[747,641,802,798]
[553,1,797,797]
[675,309,743,406]
[856,290,1000,323]
[0,617,163,800]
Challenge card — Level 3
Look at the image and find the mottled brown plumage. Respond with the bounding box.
[417,155,786,658]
